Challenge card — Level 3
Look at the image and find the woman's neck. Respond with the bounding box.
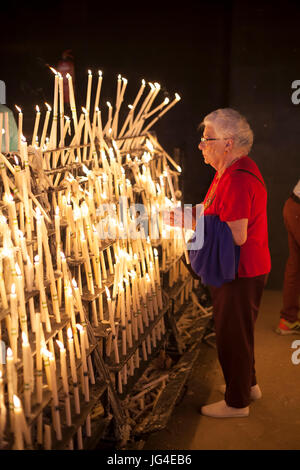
[217,154,241,176]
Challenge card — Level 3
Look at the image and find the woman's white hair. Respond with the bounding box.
[200,108,254,155]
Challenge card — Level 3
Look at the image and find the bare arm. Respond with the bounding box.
[226,219,248,246]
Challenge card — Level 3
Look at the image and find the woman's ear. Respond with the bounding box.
[225,138,234,151]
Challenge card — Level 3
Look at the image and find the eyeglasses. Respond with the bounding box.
[200,137,231,143]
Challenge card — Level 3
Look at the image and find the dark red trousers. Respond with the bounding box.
[209,274,267,408]
[280,196,300,323]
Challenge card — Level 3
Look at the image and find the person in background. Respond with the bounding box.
[276,180,300,334]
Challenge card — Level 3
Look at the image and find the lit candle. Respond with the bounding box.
[9,283,18,358]
[35,313,43,406]
[105,286,119,363]
[31,105,41,145]
[85,69,93,113]
[76,324,89,402]
[143,93,181,133]
[92,70,103,130]
[58,72,64,147]
[66,73,77,132]
[104,101,112,135]
[13,395,24,450]
[15,263,28,336]
[49,67,58,148]
[56,340,71,426]
[15,105,23,153]
[22,332,31,417]
[119,79,146,138]
[6,348,16,429]
[118,282,126,355]
[40,103,51,149]
[67,328,80,414]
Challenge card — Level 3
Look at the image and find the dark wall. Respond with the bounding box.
[229,1,300,289]
[1,0,300,290]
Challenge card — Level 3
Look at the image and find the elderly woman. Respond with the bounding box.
[195,108,271,418]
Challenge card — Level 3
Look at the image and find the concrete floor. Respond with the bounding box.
[143,290,300,450]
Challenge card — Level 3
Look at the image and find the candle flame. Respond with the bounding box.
[122,77,128,84]
[82,164,90,175]
[15,262,21,276]
[142,79,146,86]
[105,286,110,299]
[55,206,59,216]
[15,105,22,113]
[60,252,66,261]
[72,278,78,288]
[145,273,150,281]
[106,101,112,108]
[49,67,58,75]
[82,107,87,115]
[14,155,19,165]
[34,255,39,263]
[76,324,83,332]
[164,97,170,105]
[35,105,40,113]
[13,395,21,409]
[175,93,181,101]
[128,104,133,109]
[88,69,92,75]
[7,347,13,358]
[98,70,102,76]
[66,73,71,79]
[118,74,121,80]
[177,165,182,173]
[11,283,16,295]
[22,331,28,344]
[67,327,73,339]
[154,82,160,89]
[56,340,64,350]
[153,248,158,257]
[42,348,52,359]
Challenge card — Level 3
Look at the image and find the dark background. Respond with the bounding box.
[1,0,300,290]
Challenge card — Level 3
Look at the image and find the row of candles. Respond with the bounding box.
[10,69,181,163]
[0,69,187,449]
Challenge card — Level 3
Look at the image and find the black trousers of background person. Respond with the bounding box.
[209,274,267,408]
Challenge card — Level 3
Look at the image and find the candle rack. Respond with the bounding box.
[0,70,212,450]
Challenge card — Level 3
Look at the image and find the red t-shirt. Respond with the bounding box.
[204,156,271,278]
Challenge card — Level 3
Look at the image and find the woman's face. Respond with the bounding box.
[198,124,227,170]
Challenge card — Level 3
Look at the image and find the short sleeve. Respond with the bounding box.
[219,173,252,222]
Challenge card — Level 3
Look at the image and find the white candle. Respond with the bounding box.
[40,103,51,149]
[31,105,41,146]
[56,340,71,426]
[76,324,89,402]
[143,93,181,133]
[10,284,18,359]
[22,332,31,416]
[15,105,23,153]
[13,395,24,450]
[67,328,80,414]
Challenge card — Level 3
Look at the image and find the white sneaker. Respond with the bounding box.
[201,400,249,418]
[219,383,262,400]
